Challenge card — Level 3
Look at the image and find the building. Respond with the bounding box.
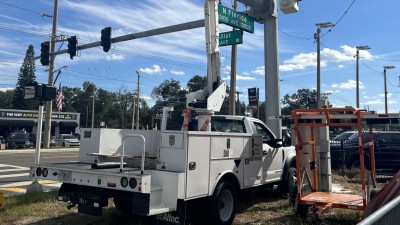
[0,109,80,137]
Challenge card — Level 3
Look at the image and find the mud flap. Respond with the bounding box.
[152,200,187,225]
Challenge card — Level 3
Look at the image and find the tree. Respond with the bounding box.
[0,89,14,109]
[187,75,207,92]
[151,79,187,104]
[12,45,37,109]
[281,88,331,115]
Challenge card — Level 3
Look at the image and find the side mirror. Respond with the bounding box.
[267,139,283,148]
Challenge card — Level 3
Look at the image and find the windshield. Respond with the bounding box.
[10,133,28,139]
[62,135,76,139]
[332,131,355,141]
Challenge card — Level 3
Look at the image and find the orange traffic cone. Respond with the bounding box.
[200,117,210,131]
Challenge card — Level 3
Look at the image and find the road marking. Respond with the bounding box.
[0,180,61,197]
[43,155,77,159]
[0,164,28,169]
[0,173,29,179]
[0,168,29,173]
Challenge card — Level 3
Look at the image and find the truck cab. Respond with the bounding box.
[211,115,296,187]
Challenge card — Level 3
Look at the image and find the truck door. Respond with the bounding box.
[253,122,283,183]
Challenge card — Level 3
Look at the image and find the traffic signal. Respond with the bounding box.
[101,27,112,52]
[40,41,50,66]
[67,36,77,59]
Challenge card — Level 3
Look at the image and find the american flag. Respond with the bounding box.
[56,83,64,111]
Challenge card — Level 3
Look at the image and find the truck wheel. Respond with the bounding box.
[290,184,309,219]
[280,167,297,196]
[113,196,132,213]
[210,182,237,225]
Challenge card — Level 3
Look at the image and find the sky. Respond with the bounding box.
[1,0,400,113]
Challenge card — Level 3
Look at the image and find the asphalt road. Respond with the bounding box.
[0,148,78,186]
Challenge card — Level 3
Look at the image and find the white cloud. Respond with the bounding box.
[331,80,364,89]
[278,45,374,72]
[338,65,344,68]
[105,54,125,61]
[237,75,256,80]
[170,69,185,75]
[0,87,14,92]
[252,66,265,75]
[139,65,166,74]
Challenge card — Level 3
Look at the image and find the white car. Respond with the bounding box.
[54,134,80,147]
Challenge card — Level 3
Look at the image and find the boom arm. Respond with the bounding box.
[186,0,226,113]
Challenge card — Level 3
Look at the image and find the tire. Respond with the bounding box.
[209,182,237,225]
[280,167,297,196]
[113,195,133,213]
[290,183,309,219]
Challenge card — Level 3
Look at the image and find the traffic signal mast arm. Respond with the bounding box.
[33,19,205,61]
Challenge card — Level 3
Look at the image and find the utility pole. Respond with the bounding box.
[315,22,334,108]
[236,91,242,115]
[229,0,238,116]
[136,71,140,130]
[86,105,88,128]
[43,0,58,148]
[355,46,370,108]
[132,96,136,129]
[91,84,95,128]
[383,66,395,114]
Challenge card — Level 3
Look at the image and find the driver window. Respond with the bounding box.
[254,122,274,143]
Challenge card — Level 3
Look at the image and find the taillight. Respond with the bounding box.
[42,168,48,177]
[120,177,128,188]
[36,167,42,177]
[129,178,137,189]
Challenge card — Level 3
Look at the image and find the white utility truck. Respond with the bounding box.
[30,114,296,225]
[30,1,296,224]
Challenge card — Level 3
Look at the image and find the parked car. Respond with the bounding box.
[54,134,80,147]
[331,131,356,141]
[5,132,31,149]
[29,133,56,147]
[330,131,400,176]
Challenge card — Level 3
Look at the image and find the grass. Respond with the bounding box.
[0,172,385,225]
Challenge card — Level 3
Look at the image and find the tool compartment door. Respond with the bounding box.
[185,134,211,198]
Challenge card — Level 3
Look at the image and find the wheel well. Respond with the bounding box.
[214,173,240,193]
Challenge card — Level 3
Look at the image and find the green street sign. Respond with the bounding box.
[219,30,243,47]
[218,4,254,33]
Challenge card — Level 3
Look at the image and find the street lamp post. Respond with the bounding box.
[355,46,370,108]
[315,22,334,108]
[383,66,395,114]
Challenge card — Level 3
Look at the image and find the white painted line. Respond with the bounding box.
[0,168,30,173]
[0,173,29,179]
[0,164,29,169]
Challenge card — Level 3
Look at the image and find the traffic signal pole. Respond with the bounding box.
[43,0,58,148]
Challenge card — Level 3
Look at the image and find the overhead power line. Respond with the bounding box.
[0,2,52,17]
[321,0,357,37]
